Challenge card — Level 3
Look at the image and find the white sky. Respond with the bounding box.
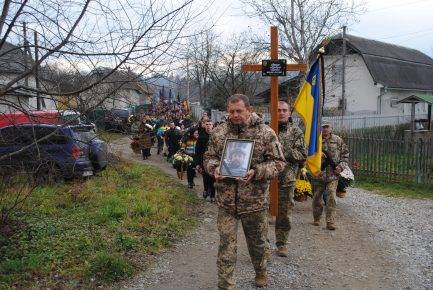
[201,0,433,56]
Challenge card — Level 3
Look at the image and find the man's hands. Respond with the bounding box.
[214,167,255,184]
[196,165,203,174]
[214,166,225,182]
[239,169,255,184]
[335,165,343,175]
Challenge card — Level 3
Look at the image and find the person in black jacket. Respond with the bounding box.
[164,121,181,161]
[194,119,215,201]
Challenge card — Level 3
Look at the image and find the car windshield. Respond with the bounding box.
[72,126,97,144]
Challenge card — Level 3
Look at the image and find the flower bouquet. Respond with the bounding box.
[337,163,354,198]
[294,168,312,202]
[130,137,141,154]
[172,151,194,180]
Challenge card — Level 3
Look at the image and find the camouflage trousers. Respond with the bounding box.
[312,180,338,224]
[217,208,268,290]
[275,182,295,247]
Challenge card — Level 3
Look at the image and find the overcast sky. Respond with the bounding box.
[202,0,433,56]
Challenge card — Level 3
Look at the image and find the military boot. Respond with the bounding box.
[255,271,268,288]
[326,222,336,230]
[276,245,289,257]
[312,219,320,226]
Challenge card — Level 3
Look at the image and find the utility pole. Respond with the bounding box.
[186,46,190,102]
[34,31,42,110]
[23,22,29,87]
[341,25,347,116]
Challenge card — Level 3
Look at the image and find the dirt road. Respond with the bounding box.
[112,138,432,290]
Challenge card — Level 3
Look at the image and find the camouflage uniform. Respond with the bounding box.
[276,122,307,247]
[312,133,349,224]
[204,113,285,290]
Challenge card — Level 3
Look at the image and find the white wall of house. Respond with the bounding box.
[379,89,429,115]
[324,54,380,114]
[0,74,56,112]
[324,54,432,115]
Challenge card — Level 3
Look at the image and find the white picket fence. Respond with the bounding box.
[190,102,428,132]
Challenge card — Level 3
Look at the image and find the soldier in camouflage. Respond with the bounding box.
[204,94,285,290]
[276,101,307,257]
[312,122,349,230]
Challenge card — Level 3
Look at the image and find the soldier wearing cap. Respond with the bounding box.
[311,122,349,230]
[275,100,307,256]
[204,94,285,289]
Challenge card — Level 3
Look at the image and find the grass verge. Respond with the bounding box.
[355,179,433,200]
[0,161,198,288]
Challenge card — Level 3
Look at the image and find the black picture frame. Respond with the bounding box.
[220,139,255,178]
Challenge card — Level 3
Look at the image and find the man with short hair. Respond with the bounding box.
[275,100,307,256]
[204,94,285,289]
[312,122,349,230]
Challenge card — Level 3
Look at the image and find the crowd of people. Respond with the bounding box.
[130,96,350,290]
[130,100,217,201]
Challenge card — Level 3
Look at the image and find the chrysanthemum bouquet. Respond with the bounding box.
[172,151,194,180]
[294,168,313,202]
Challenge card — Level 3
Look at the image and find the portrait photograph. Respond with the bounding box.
[220,139,255,178]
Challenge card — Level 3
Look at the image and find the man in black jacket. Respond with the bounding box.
[194,120,215,201]
[164,122,181,160]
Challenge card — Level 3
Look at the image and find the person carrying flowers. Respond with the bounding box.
[181,129,199,188]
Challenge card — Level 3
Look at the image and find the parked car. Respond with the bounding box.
[0,123,107,181]
[0,110,96,130]
[103,108,131,132]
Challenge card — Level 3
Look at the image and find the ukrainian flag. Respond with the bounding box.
[293,59,322,175]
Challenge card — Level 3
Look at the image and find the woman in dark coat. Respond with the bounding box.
[139,122,153,160]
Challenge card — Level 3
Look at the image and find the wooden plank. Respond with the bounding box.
[241,64,262,72]
[269,26,279,217]
[241,63,307,72]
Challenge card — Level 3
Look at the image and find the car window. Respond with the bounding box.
[0,126,33,146]
[72,126,97,144]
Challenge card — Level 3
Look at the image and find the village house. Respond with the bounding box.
[78,68,154,112]
[321,34,433,115]
[0,41,57,113]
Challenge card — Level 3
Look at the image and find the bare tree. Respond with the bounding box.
[187,29,218,104]
[206,34,265,109]
[242,0,363,63]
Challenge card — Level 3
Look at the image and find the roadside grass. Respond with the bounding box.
[0,161,198,289]
[355,179,433,200]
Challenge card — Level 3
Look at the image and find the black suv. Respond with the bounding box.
[103,108,130,132]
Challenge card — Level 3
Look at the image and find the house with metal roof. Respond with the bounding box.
[321,34,433,115]
[0,41,57,112]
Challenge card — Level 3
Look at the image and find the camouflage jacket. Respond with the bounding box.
[313,133,349,182]
[204,113,285,215]
[278,122,307,186]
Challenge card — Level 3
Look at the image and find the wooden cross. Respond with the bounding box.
[242,26,307,216]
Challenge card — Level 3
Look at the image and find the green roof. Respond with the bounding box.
[397,94,433,104]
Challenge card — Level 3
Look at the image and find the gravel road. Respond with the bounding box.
[112,139,433,289]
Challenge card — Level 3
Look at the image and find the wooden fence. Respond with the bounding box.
[345,135,433,184]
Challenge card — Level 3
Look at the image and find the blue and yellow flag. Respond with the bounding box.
[293,59,322,175]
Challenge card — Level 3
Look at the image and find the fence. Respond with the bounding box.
[190,102,206,121]
[346,135,433,185]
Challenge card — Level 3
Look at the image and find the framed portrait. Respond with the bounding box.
[220,139,255,178]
